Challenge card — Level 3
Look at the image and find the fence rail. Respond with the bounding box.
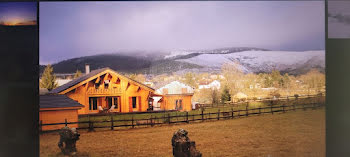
[39,94,325,133]
[197,93,325,108]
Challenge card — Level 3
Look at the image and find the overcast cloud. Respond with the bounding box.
[40,1,324,64]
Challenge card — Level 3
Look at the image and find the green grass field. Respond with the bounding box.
[40,108,325,157]
[76,96,324,130]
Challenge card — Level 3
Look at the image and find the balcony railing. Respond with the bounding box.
[87,88,122,95]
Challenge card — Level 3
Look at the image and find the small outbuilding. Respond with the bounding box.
[40,94,84,131]
[154,81,194,112]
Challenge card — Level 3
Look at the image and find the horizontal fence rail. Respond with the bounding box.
[39,94,325,133]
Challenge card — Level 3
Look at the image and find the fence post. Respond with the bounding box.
[294,103,296,111]
[111,115,114,130]
[88,115,91,132]
[303,103,306,111]
[217,109,220,120]
[201,110,204,122]
[168,113,171,124]
[132,116,134,128]
[283,104,285,113]
[231,108,234,119]
[155,116,158,125]
[259,107,261,115]
[65,118,67,126]
[186,112,189,123]
[89,121,94,132]
[246,105,248,117]
[150,115,154,127]
[271,105,273,115]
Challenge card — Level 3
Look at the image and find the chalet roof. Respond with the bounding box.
[50,67,154,94]
[153,80,195,90]
[40,94,84,109]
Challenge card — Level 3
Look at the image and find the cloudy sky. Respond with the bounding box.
[40,1,324,65]
[328,1,350,38]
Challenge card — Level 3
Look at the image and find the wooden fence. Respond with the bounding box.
[39,94,325,133]
[197,93,325,108]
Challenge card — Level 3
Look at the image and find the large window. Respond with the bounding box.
[107,97,112,108]
[114,97,119,109]
[132,97,137,108]
[179,99,183,110]
[89,97,98,110]
[175,99,182,110]
[175,99,183,110]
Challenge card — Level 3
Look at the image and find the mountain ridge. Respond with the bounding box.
[40,47,325,75]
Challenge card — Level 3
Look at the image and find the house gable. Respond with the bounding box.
[52,68,154,95]
[156,81,194,95]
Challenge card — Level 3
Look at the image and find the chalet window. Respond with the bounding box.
[107,97,113,108]
[179,99,183,110]
[104,80,110,89]
[95,83,100,89]
[132,97,137,108]
[175,99,183,110]
[114,97,119,109]
[89,97,98,110]
[175,100,179,110]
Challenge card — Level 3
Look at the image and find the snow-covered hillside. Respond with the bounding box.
[164,47,268,59]
[176,50,325,73]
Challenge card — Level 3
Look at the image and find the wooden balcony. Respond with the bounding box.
[87,88,123,96]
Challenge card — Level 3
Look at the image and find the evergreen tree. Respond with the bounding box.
[40,64,58,91]
[74,70,82,78]
[221,85,231,102]
[211,89,219,105]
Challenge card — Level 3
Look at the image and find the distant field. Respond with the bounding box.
[40,108,325,157]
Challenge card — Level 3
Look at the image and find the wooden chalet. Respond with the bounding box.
[154,81,194,112]
[40,94,84,130]
[50,66,156,114]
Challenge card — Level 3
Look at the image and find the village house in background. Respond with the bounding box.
[198,80,221,90]
[39,88,84,130]
[49,65,156,114]
[154,81,194,111]
[39,73,74,86]
[56,78,72,86]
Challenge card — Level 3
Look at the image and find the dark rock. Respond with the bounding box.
[171,129,202,157]
[58,127,80,156]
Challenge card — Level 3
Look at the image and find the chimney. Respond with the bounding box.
[85,64,90,74]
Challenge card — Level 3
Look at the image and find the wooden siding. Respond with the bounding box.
[40,109,78,131]
[161,95,192,111]
[61,69,154,114]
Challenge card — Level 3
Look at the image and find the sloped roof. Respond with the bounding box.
[50,67,154,94]
[50,68,108,94]
[153,80,195,90]
[40,94,84,109]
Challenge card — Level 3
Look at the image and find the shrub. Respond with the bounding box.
[269,90,281,98]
